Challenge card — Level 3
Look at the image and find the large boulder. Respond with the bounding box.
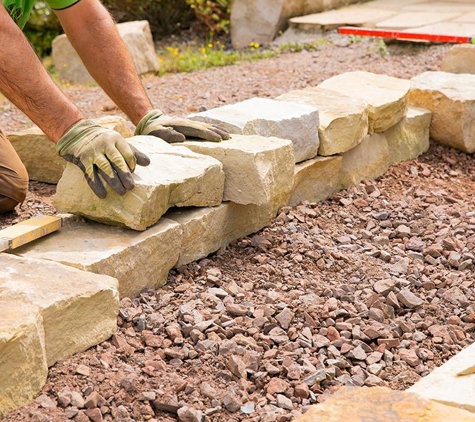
[441,44,475,75]
[52,20,159,84]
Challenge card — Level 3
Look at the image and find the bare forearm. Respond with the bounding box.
[55,0,153,125]
[0,5,83,141]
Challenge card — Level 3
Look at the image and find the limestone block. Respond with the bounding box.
[289,156,342,207]
[53,20,159,85]
[189,98,319,163]
[441,44,475,75]
[318,71,410,133]
[230,0,364,48]
[0,299,47,417]
[276,87,369,155]
[385,106,431,165]
[409,342,475,413]
[167,202,274,267]
[181,134,294,207]
[8,115,132,184]
[13,217,182,299]
[293,386,475,422]
[410,71,475,153]
[55,136,225,231]
[340,133,389,188]
[0,254,119,366]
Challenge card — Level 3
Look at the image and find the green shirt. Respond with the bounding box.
[3,0,79,28]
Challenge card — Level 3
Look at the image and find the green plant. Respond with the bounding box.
[375,38,389,57]
[185,0,231,35]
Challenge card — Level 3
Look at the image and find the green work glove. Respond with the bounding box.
[134,109,230,143]
[56,120,150,199]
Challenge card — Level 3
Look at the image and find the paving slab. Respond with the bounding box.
[410,71,475,153]
[318,71,410,133]
[55,136,225,231]
[181,134,294,206]
[0,299,47,417]
[0,254,119,366]
[13,216,182,299]
[167,202,274,267]
[293,386,475,422]
[8,116,132,184]
[402,22,475,37]
[375,12,460,29]
[402,2,475,12]
[289,156,342,207]
[452,12,475,23]
[276,87,369,156]
[441,45,475,74]
[188,98,319,163]
[385,106,431,165]
[360,0,430,7]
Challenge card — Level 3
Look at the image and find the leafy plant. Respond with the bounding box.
[185,0,231,35]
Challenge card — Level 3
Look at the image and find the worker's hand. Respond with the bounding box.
[56,120,150,199]
[134,109,230,143]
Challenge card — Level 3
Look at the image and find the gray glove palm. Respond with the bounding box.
[56,120,150,199]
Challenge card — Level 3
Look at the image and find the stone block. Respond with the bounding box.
[167,202,274,267]
[385,106,431,165]
[340,133,389,188]
[181,134,294,206]
[55,136,225,231]
[403,22,475,38]
[293,386,475,422]
[410,71,475,153]
[53,21,159,85]
[289,156,342,207]
[318,71,410,133]
[13,216,182,299]
[409,342,475,413]
[441,44,475,75]
[8,115,132,184]
[188,98,319,163]
[375,12,459,29]
[0,254,119,366]
[276,87,369,155]
[0,299,47,417]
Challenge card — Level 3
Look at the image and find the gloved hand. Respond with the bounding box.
[134,109,230,143]
[56,120,150,199]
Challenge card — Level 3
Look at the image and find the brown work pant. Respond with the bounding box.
[0,127,28,214]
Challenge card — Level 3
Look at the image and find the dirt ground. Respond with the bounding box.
[2,35,475,422]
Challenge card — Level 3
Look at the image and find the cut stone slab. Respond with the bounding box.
[0,299,47,417]
[452,12,475,23]
[55,136,225,231]
[188,98,319,163]
[340,133,389,189]
[181,134,294,207]
[385,106,431,165]
[293,386,475,422]
[52,20,159,84]
[167,202,274,267]
[276,87,369,156]
[8,115,132,184]
[318,71,410,133]
[375,12,459,29]
[403,22,475,37]
[441,44,475,75]
[409,71,475,153]
[409,342,475,413]
[0,254,119,366]
[13,216,182,299]
[402,2,475,12]
[289,156,342,207]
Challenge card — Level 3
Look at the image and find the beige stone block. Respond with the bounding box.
[452,12,475,23]
[403,22,475,37]
[441,44,475,75]
[340,133,389,188]
[319,71,410,133]
[53,21,159,85]
[410,71,475,153]
[294,386,475,422]
[181,134,294,207]
[8,115,132,184]
[385,106,431,165]
[189,98,319,163]
[289,156,342,207]
[0,299,47,417]
[167,202,274,267]
[403,2,475,12]
[375,12,459,29]
[55,136,225,231]
[0,254,119,366]
[277,87,369,155]
[409,342,475,413]
[13,217,181,299]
